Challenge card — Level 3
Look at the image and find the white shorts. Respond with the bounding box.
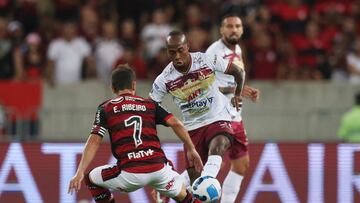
[89,163,184,198]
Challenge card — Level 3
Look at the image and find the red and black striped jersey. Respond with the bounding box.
[91,93,173,173]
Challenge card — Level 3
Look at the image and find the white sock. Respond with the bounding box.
[221,170,243,203]
[180,170,191,188]
[201,155,222,177]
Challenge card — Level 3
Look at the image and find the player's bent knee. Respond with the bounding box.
[208,135,231,156]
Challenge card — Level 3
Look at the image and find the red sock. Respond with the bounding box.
[84,173,114,203]
[179,190,201,203]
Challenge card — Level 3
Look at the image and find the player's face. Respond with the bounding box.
[220,17,243,45]
[166,41,190,67]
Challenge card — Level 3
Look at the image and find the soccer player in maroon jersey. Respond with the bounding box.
[150,30,245,191]
[206,14,260,203]
[68,65,203,203]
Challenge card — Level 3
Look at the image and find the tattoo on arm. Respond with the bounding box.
[227,63,245,96]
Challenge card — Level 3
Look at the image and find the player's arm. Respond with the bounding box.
[76,134,102,173]
[166,116,203,172]
[68,105,106,194]
[242,85,260,103]
[68,134,102,194]
[226,62,245,110]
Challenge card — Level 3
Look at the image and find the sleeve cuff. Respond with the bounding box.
[164,114,174,122]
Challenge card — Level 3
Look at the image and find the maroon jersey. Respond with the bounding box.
[91,93,173,173]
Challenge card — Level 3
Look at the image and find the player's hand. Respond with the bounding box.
[241,86,260,103]
[68,172,84,195]
[231,95,242,111]
[187,148,203,173]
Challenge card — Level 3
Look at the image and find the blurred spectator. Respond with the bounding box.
[79,5,99,47]
[140,8,172,61]
[338,92,360,142]
[187,27,210,52]
[277,40,301,80]
[113,43,147,79]
[0,0,359,82]
[184,4,212,31]
[0,17,15,80]
[220,0,258,20]
[37,13,59,48]
[95,21,123,84]
[18,32,45,81]
[119,18,138,47]
[248,30,279,80]
[148,47,169,80]
[328,17,354,81]
[0,0,14,17]
[54,0,80,21]
[346,37,360,84]
[46,21,94,86]
[13,0,39,34]
[276,0,310,36]
[291,21,329,79]
[8,21,25,81]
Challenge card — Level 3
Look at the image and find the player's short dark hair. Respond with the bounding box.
[168,30,184,37]
[355,92,360,105]
[166,30,187,44]
[220,13,241,26]
[111,64,136,92]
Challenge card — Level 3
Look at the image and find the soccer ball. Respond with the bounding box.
[191,176,221,203]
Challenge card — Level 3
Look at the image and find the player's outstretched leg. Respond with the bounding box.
[221,155,249,203]
[201,134,231,178]
[84,173,115,203]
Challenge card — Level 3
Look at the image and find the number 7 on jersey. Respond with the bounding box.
[125,116,143,148]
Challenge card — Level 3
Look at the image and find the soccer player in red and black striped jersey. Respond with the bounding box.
[68,64,203,203]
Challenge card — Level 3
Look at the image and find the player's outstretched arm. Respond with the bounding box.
[166,116,203,172]
[227,62,245,111]
[68,134,102,194]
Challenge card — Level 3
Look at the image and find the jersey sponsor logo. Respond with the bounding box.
[166,68,215,101]
[165,178,175,190]
[127,148,154,160]
[181,97,214,116]
[187,89,202,102]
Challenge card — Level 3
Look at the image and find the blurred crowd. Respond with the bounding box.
[1,0,360,86]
